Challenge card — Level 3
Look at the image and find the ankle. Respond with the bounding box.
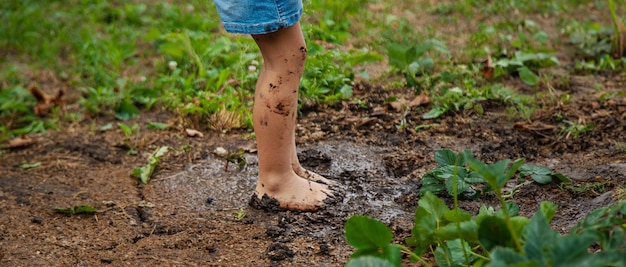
[257,173,293,193]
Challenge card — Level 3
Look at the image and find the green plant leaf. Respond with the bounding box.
[20,162,41,169]
[345,215,393,251]
[146,122,169,129]
[465,171,485,183]
[522,212,557,265]
[553,173,572,183]
[345,256,396,267]
[487,247,534,267]
[518,67,539,86]
[387,43,409,69]
[505,159,526,186]
[420,173,445,195]
[444,208,472,223]
[435,220,479,242]
[435,149,458,166]
[434,239,472,267]
[381,244,402,267]
[478,216,512,251]
[561,251,626,267]
[115,99,139,120]
[410,192,451,254]
[519,164,553,184]
[419,192,451,222]
[132,146,169,184]
[510,216,530,238]
[505,202,520,217]
[539,202,557,222]
[423,106,447,119]
[99,123,114,132]
[410,206,437,254]
[445,172,469,196]
[55,205,97,215]
[550,233,596,267]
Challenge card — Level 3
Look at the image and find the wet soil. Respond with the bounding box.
[1,71,625,266]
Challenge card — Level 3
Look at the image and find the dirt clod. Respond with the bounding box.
[265,243,295,261]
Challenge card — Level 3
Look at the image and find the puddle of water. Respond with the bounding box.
[154,154,259,211]
[153,141,413,222]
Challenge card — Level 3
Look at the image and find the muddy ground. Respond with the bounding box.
[1,69,625,266]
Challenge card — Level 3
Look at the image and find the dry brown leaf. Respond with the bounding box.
[481,55,494,80]
[389,99,407,112]
[408,92,430,108]
[6,136,37,148]
[185,129,204,137]
[30,86,65,116]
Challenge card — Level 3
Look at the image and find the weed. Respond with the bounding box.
[387,39,450,89]
[146,122,169,130]
[132,146,170,184]
[494,51,560,86]
[301,45,382,105]
[560,182,609,195]
[117,122,140,155]
[560,120,594,139]
[616,142,626,152]
[224,149,247,172]
[608,0,626,57]
[563,19,614,59]
[19,162,41,170]
[600,90,626,101]
[54,205,98,215]
[0,86,46,141]
[233,207,246,220]
[422,71,535,120]
[616,187,626,200]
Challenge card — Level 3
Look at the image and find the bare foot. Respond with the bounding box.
[292,164,336,186]
[250,171,333,211]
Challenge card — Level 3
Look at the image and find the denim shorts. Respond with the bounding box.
[213,0,303,35]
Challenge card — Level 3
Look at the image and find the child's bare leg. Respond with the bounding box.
[251,23,331,211]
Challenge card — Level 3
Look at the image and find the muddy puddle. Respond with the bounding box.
[151,140,413,224]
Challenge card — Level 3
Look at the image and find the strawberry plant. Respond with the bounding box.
[345,150,625,266]
[420,149,571,198]
[387,39,450,89]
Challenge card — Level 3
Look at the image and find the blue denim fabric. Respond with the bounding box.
[213,0,303,35]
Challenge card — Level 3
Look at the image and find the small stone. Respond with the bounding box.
[214,147,228,157]
[168,61,177,71]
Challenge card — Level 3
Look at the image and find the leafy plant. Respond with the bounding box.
[420,149,484,199]
[560,120,594,139]
[301,44,382,105]
[564,19,614,59]
[0,86,52,141]
[494,51,560,86]
[608,0,626,58]
[387,39,450,89]
[117,122,140,155]
[518,164,572,185]
[233,207,246,220]
[345,151,624,266]
[19,162,41,169]
[420,149,570,199]
[418,68,535,120]
[132,146,169,184]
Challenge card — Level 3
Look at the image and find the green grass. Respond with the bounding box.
[1,0,624,142]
